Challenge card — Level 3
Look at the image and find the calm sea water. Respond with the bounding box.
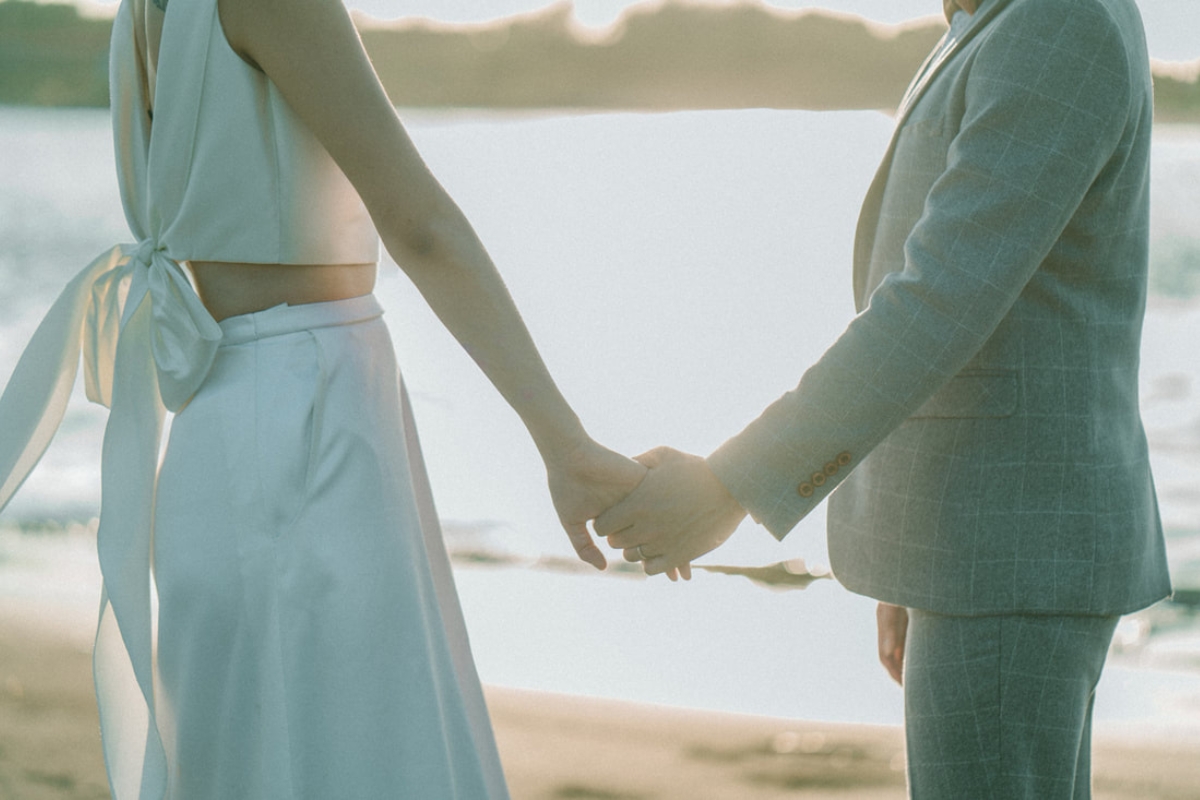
[1,106,1199,733]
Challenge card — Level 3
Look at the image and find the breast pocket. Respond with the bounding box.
[889,113,953,194]
[867,113,956,287]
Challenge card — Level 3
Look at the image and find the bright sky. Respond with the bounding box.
[342,0,1200,61]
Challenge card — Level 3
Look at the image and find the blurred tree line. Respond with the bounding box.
[1,0,1196,119]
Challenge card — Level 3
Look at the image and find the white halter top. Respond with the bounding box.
[0,0,377,796]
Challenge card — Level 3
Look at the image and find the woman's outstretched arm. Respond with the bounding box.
[220,0,644,570]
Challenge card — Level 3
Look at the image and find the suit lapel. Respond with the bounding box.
[851,0,1013,309]
[895,1,1008,126]
[894,28,952,122]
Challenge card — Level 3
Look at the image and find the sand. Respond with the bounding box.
[2,616,1198,800]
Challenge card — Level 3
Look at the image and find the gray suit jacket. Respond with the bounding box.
[708,0,1171,616]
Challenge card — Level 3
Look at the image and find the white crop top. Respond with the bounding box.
[0,1,378,795]
[121,0,378,265]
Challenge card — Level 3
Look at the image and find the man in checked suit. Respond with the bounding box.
[595,0,1171,795]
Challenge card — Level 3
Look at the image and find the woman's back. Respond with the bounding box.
[117,0,377,268]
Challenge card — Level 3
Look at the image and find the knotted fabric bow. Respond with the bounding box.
[1,240,222,505]
[0,238,221,799]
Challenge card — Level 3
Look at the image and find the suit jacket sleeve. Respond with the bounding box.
[707,1,1137,539]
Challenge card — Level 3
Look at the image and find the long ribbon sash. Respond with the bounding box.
[0,239,221,799]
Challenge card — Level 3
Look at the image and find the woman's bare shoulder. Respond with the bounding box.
[218,0,433,218]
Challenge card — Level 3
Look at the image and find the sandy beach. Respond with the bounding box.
[2,616,1198,800]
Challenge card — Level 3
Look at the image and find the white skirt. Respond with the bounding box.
[151,295,509,799]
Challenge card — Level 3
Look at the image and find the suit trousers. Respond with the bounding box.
[903,610,1118,800]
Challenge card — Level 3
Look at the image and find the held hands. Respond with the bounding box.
[543,436,647,571]
[594,446,747,577]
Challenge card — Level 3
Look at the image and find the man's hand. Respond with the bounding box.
[877,603,909,686]
[594,446,747,577]
[544,437,647,571]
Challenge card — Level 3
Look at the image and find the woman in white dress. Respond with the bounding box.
[0,0,657,795]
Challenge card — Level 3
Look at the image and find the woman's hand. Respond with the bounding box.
[544,437,646,571]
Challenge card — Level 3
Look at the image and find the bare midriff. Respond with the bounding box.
[189,261,377,322]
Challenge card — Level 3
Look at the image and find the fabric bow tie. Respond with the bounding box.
[84,239,224,413]
[943,0,980,23]
[1,240,224,514]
